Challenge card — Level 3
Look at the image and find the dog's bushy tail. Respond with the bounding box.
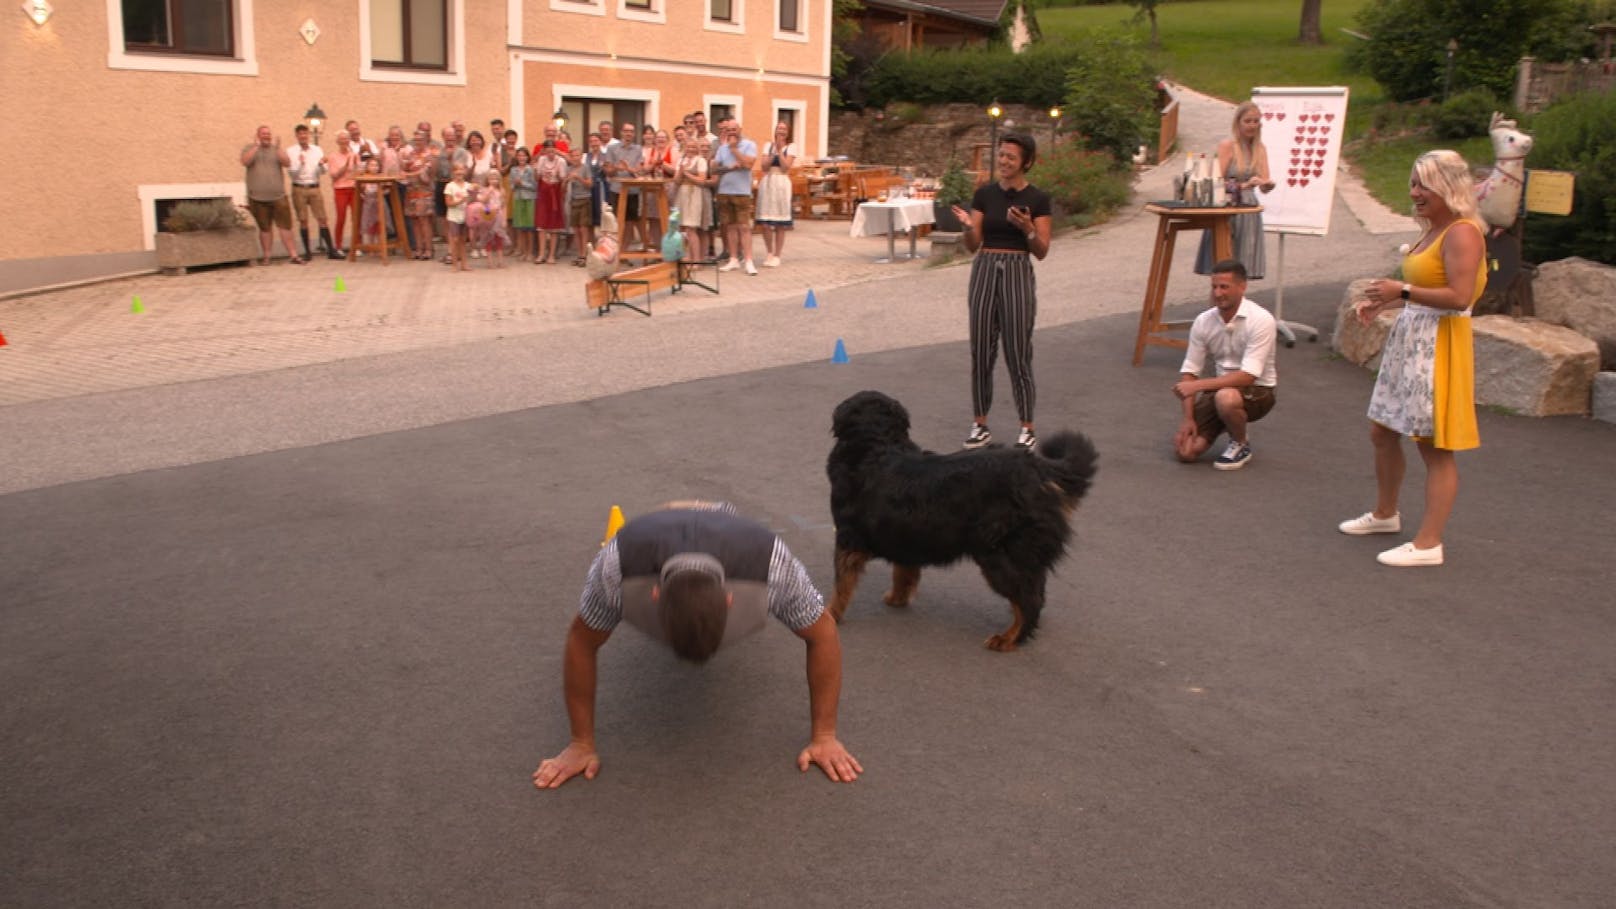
[1036,432,1098,502]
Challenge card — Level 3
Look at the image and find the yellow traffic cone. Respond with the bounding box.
[601,505,626,547]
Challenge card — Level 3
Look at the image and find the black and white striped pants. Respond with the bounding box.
[967,250,1037,423]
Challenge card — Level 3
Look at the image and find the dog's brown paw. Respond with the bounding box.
[881,590,911,608]
[983,633,1020,652]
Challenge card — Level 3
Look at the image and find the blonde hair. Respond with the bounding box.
[1230,101,1262,173]
[1410,149,1479,226]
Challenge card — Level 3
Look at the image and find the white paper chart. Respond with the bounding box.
[1251,86,1350,236]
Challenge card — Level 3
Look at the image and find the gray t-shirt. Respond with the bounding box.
[243,145,287,202]
[604,142,643,195]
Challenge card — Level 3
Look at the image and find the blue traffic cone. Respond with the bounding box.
[804,289,818,309]
[831,338,849,364]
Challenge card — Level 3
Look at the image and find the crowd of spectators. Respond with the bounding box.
[243,111,801,275]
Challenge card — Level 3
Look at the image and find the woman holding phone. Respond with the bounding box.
[949,132,1053,451]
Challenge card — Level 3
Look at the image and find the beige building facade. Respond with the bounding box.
[2,0,831,295]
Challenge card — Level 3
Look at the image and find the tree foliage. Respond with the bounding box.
[1061,31,1160,164]
[1522,90,1616,266]
[1346,0,1606,102]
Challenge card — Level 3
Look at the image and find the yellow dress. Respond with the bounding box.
[1366,219,1486,450]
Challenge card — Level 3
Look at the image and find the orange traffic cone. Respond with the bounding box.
[0,328,8,347]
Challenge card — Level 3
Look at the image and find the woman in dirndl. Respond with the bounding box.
[755,121,797,267]
[1194,101,1273,279]
[1340,149,1486,568]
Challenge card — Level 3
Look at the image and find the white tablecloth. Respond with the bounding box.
[850,199,936,238]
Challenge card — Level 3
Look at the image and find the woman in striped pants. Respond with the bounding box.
[950,133,1053,450]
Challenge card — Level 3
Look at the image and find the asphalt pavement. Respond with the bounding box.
[3,88,1612,907]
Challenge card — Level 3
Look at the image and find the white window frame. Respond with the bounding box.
[704,0,744,35]
[549,0,605,15]
[704,93,745,133]
[768,99,808,153]
[106,0,259,75]
[137,183,247,250]
[359,0,466,86]
[617,0,664,24]
[774,0,808,42]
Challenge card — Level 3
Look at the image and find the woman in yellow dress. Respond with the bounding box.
[1340,150,1486,567]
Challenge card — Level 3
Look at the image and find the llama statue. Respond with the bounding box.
[1474,111,1533,233]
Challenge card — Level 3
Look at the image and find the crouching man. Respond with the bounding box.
[533,501,862,789]
[1172,259,1279,470]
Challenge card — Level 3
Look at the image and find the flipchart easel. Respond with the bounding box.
[1250,86,1350,346]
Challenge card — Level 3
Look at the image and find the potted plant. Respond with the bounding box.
[932,159,975,233]
[155,199,259,274]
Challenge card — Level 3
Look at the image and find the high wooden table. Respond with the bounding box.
[1132,203,1262,365]
[348,174,411,264]
[614,177,671,264]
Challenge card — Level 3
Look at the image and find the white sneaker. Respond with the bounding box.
[763,255,781,267]
[744,259,758,276]
[1377,542,1444,567]
[719,258,741,272]
[1338,512,1401,535]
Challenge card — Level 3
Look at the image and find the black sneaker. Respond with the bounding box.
[1213,440,1253,470]
[1015,427,1037,450]
[963,424,992,449]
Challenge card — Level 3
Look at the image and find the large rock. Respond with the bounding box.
[1593,372,1616,425]
[1332,278,1397,367]
[1532,257,1616,370]
[1473,315,1600,416]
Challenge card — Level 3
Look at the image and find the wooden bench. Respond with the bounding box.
[585,260,680,317]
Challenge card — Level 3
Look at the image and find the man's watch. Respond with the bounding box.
[1399,283,1411,300]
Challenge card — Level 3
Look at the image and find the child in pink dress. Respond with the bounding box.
[474,170,509,268]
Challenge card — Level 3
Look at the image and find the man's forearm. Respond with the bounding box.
[562,621,604,745]
[803,625,842,741]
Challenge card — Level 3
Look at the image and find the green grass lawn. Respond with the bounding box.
[1038,0,1436,206]
[1351,133,1494,210]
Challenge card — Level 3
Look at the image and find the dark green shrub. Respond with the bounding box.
[1346,0,1586,102]
[1521,91,1616,266]
[1061,31,1159,164]
[1431,88,1503,139]
[936,159,976,207]
[860,43,1083,109]
[1036,142,1134,228]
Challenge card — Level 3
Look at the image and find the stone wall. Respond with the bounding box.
[826,103,1060,176]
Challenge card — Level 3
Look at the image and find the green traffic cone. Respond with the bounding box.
[131,296,145,314]
[334,276,347,293]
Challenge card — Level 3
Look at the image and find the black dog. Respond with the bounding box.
[826,390,1098,651]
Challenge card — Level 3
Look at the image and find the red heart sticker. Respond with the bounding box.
[1277,113,1286,121]
[1314,168,1324,177]
[1288,167,1298,176]
[1300,177,1311,187]
[1288,178,1297,186]
[1324,113,1335,122]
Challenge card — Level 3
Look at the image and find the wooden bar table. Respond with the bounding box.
[348,174,411,264]
[1131,203,1261,365]
[614,177,672,264]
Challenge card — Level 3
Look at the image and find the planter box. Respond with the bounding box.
[155,227,259,275]
[932,200,965,233]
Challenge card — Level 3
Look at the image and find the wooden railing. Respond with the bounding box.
[1158,99,1180,165]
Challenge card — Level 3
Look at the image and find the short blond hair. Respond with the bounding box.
[1410,149,1479,225]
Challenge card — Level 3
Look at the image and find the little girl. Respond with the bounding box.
[443,164,472,272]
[474,170,508,268]
[534,140,566,265]
[508,146,538,262]
[359,156,389,252]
